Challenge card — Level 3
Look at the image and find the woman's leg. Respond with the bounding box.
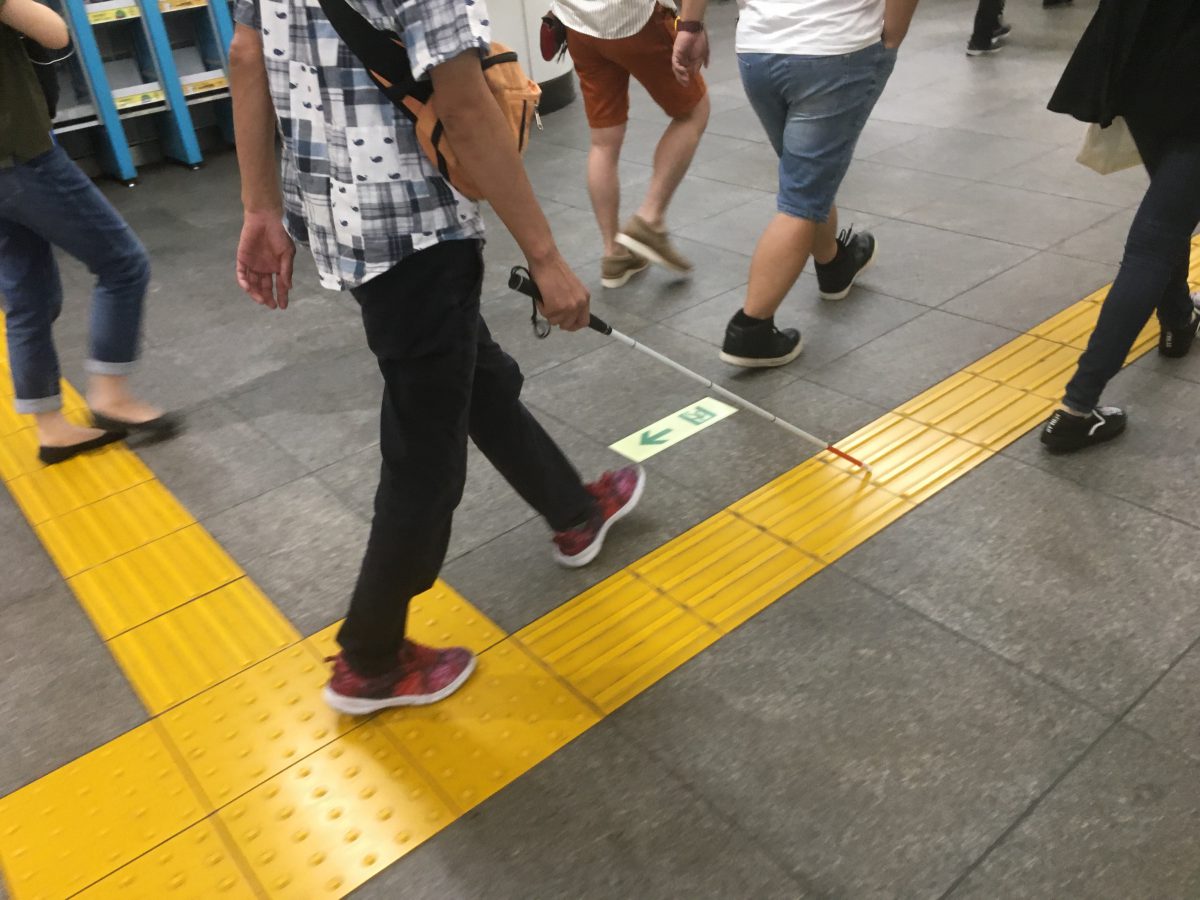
[7,147,160,424]
[0,210,115,449]
[1061,127,1200,414]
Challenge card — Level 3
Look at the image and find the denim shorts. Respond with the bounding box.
[739,42,897,223]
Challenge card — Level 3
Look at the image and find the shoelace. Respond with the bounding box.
[836,227,855,249]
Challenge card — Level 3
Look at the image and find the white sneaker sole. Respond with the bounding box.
[719,337,804,368]
[615,233,692,275]
[601,260,649,289]
[553,466,646,569]
[322,654,477,716]
[818,239,878,300]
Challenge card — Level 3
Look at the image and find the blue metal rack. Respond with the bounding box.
[53,0,236,181]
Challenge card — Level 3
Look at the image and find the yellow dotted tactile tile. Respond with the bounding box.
[377,639,600,813]
[75,820,258,900]
[0,723,208,899]
[70,524,244,640]
[518,571,720,713]
[4,245,1200,898]
[161,642,357,809]
[631,512,823,633]
[36,479,193,578]
[218,723,456,899]
[108,578,300,714]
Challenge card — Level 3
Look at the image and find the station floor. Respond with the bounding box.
[5,1,1200,897]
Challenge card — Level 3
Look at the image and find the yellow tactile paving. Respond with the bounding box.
[631,512,824,632]
[378,639,600,813]
[161,642,357,809]
[1030,299,1105,349]
[5,443,154,524]
[36,479,193,577]
[517,572,720,713]
[217,723,456,899]
[4,246,1200,899]
[0,723,208,900]
[75,820,258,900]
[108,578,300,714]
[70,524,244,639]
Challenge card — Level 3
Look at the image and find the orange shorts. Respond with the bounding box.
[566,7,707,129]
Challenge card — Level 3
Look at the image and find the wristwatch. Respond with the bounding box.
[676,19,704,32]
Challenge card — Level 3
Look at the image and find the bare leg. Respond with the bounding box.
[636,94,711,229]
[587,124,627,257]
[87,373,162,424]
[812,205,840,265]
[35,411,107,448]
[743,212,820,319]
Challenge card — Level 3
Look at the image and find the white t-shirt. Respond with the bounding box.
[736,0,886,56]
[553,0,675,40]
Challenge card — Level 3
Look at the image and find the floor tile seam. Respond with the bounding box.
[4,243,1190,892]
[94,571,248,642]
[605,711,829,899]
[623,567,735,638]
[936,716,1130,899]
[98,638,593,895]
[830,564,1121,724]
[974,171,1142,211]
[903,168,1129,219]
[60,810,271,900]
[505,633,609,721]
[992,444,1200,536]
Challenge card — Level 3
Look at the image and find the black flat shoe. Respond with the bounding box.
[38,430,126,465]
[91,411,182,439]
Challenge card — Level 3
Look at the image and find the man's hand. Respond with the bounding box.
[528,253,590,332]
[673,29,709,86]
[236,211,295,310]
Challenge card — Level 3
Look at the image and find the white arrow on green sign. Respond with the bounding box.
[610,397,737,462]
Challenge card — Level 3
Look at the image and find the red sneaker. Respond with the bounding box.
[323,639,476,715]
[552,465,646,568]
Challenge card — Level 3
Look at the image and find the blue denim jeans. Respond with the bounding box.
[739,42,897,223]
[0,145,150,413]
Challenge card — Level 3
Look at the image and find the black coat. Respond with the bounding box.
[1049,0,1200,133]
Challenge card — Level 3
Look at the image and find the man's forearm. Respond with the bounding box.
[229,29,283,214]
[678,0,707,21]
[883,0,919,44]
[436,66,557,263]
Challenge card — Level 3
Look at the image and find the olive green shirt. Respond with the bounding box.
[0,0,54,161]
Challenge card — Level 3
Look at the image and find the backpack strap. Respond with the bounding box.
[315,0,432,103]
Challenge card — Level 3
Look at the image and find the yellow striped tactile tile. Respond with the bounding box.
[1,240,1197,898]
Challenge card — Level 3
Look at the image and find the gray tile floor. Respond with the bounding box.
[5,0,1200,896]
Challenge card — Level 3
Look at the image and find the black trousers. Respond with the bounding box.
[972,0,1004,41]
[337,240,595,674]
[1063,118,1200,412]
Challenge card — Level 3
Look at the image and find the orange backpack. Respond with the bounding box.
[317,0,541,200]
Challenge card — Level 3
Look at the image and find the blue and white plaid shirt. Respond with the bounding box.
[233,0,490,289]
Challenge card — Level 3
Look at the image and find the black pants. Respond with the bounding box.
[337,240,595,674]
[1063,119,1200,412]
[972,0,1004,42]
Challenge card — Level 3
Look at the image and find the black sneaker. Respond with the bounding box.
[967,35,1004,56]
[815,228,877,300]
[993,21,1012,38]
[1040,406,1127,453]
[719,315,803,368]
[1158,297,1200,358]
